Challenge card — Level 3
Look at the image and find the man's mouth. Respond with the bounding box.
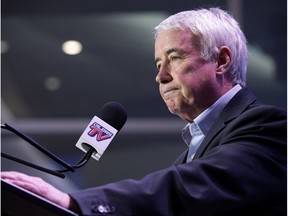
[162,86,179,99]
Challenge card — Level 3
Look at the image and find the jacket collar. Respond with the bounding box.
[173,87,258,164]
[194,87,257,159]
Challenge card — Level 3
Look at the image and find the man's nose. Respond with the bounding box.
[155,66,172,84]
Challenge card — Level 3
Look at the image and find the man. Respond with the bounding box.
[1,7,286,216]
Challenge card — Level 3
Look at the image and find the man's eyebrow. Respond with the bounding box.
[166,48,179,55]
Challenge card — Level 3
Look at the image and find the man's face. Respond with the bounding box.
[154,29,221,122]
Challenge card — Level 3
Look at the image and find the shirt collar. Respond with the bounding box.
[182,84,242,146]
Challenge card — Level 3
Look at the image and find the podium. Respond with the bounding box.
[1,179,79,216]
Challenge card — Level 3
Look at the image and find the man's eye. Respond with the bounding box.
[170,56,180,61]
[156,63,161,70]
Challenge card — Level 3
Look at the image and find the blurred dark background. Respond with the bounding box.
[1,0,287,192]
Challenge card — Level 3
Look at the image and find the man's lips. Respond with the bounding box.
[161,86,179,98]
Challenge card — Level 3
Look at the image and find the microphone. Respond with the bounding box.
[1,101,127,178]
[75,101,127,161]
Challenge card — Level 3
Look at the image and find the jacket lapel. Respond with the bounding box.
[173,88,258,164]
[193,88,257,159]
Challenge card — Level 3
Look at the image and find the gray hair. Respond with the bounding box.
[154,8,248,86]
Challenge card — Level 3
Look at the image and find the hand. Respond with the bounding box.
[1,171,71,209]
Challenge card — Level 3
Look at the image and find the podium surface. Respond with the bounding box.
[1,179,79,216]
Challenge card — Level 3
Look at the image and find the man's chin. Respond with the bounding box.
[167,106,180,115]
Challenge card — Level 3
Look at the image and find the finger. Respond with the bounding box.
[1,171,30,180]
[3,174,48,196]
[1,172,41,191]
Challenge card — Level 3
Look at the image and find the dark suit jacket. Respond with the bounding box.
[70,88,287,216]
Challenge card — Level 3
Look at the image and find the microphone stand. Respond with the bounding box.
[1,152,66,178]
[1,123,96,178]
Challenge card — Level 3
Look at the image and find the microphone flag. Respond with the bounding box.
[75,116,118,160]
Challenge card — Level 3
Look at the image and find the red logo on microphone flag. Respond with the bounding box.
[88,122,114,142]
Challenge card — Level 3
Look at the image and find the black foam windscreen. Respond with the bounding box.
[99,101,128,132]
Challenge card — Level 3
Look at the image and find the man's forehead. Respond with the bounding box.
[155,30,194,54]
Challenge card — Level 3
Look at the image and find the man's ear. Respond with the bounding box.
[216,46,231,74]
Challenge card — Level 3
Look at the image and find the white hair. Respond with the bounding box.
[154,7,248,86]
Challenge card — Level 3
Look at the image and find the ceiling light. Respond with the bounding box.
[45,76,61,91]
[1,40,10,54]
[62,40,83,55]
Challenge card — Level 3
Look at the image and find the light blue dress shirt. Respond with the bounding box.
[182,84,242,163]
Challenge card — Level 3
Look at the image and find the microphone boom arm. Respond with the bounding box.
[1,123,96,178]
[1,123,75,172]
[1,152,65,178]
